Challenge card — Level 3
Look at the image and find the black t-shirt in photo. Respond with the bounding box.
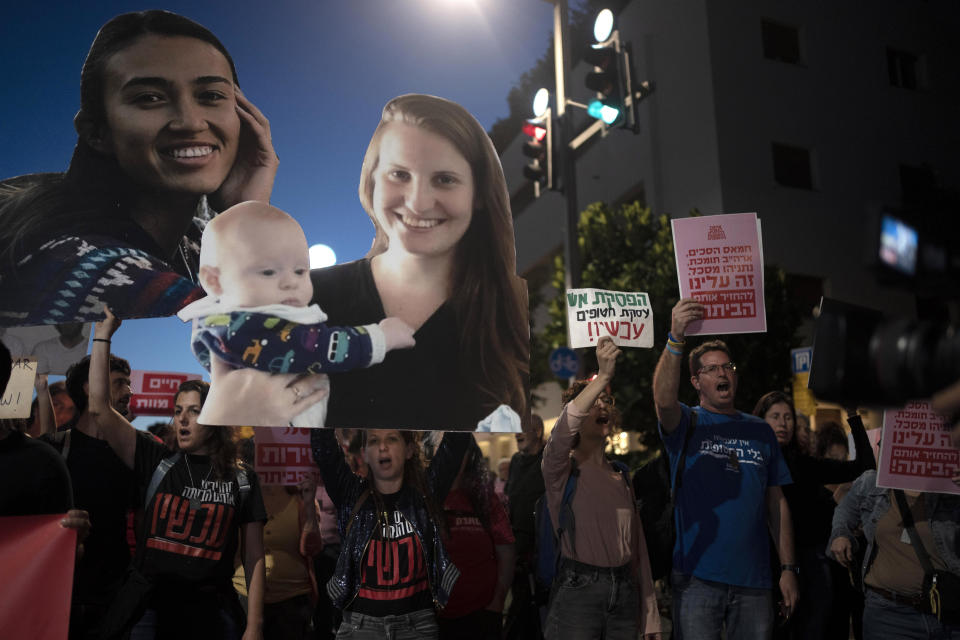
[133,436,266,586]
[39,428,142,605]
[311,259,486,430]
[349,491,433,616]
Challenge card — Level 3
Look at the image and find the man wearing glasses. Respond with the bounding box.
[652,298,798,639]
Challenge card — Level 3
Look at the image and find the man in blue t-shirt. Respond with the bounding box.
[652,298,799,639]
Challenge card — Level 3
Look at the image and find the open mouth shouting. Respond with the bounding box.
[716,380,732,393]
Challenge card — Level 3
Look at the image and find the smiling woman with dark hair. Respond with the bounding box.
[0,9,277,327]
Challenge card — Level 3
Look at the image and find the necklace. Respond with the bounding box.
[178,238,196,284]
[184,452,212,509]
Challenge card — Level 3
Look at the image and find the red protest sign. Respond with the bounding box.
[0,513,76,640]
[129,370,203,416]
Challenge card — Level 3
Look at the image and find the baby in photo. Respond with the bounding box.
[178,201,415,427]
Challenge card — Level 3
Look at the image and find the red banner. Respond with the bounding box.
[0,513,76,640]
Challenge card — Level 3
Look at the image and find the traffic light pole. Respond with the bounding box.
[548,0,582,290]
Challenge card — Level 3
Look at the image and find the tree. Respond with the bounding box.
[530,201,804,449]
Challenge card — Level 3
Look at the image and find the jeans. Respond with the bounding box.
[544,560,638,640]
[671,570,773,640]
[336,609,438,640]
[863,589,960,640]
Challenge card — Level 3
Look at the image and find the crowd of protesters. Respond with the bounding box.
[5,300,960,640]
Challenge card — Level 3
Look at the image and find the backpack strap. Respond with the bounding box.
[59,429,72,461]
[236,467,251,512]
[144,452,181,509]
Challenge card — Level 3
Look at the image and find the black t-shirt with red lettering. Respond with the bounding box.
[349,491,433,616]
[133,436,266,586]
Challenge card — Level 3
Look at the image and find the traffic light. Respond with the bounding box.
[522,111,553,195]
[584,43,624,126]
[583,8,651,131]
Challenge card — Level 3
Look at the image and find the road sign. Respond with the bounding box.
[549,347,580,378]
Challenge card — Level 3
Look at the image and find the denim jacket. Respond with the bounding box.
[310,429,469,610]
[827,470,960,588]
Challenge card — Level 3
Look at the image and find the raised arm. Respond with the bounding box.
[427,432,472,506]
[34,374,56,436]
[88,309,137,469]
[572,337,620,415]
[846,408,876,470]
[653,299,703,434]
[310,428,360,510]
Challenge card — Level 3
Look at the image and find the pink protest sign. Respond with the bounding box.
[877,401,959,495]
[254,426,321,486]
[672,212,766,335]
[129,370,203,416]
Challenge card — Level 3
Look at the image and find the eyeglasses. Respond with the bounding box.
[697,362,737,376]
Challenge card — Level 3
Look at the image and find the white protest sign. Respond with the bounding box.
[0,357,38,419]
[565,288,654,349]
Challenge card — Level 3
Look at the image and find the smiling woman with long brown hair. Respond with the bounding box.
[310,94,529,431]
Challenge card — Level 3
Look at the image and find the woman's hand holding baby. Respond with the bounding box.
[379,317,416,352]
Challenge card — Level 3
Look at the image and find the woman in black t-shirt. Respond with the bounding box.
[92,310,266,640]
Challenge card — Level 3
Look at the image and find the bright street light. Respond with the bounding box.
[532,87,550,118]
[593,8,614,43]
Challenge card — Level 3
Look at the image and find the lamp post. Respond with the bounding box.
[544,0,582,291]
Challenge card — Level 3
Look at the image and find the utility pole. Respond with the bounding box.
[547,0,582,291]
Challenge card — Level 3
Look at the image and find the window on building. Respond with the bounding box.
[772,143,814,189]
[887,48,920,89]
[761,20,802,64]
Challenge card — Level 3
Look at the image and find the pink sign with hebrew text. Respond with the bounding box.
[672,212,766,335]
[877,401,959,495]
[254,426,321,487]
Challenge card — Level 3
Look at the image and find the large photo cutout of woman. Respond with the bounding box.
[186,94,530,432]
[0,10,277,327]
[312,94,530,431]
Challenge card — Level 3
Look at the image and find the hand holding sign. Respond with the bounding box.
[670,298,705,341]
[596,337,621,382]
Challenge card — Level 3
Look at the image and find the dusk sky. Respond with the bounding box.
[2,1,577,422]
